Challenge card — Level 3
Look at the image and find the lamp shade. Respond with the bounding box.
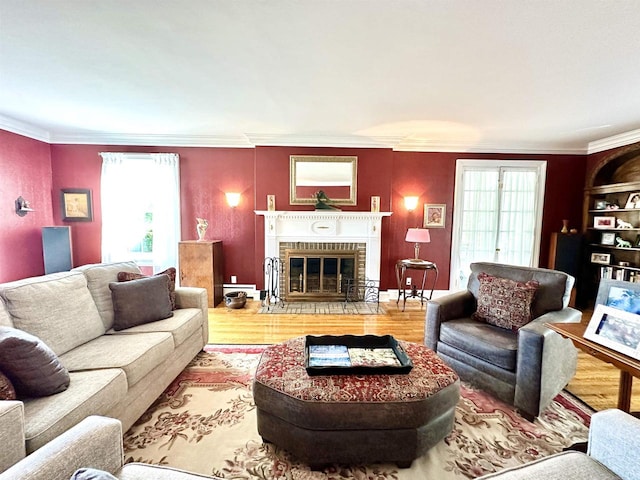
[405,228,430,244]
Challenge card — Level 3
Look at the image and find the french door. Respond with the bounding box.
[450,160,547,290]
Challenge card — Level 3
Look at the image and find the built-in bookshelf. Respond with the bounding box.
[581,144,640,306]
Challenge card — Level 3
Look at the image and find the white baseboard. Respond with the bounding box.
[223,284,259,299]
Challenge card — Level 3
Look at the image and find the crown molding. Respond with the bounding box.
[587,129,640,154]
[2,113,639,155]
[393,138,587,155]
[0,114,50,142]
[48,132,254,147]
[244,133,403,149]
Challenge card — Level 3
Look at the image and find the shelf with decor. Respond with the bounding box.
[582,178,640,305]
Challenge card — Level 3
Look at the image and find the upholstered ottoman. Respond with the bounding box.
[253,336,460,467]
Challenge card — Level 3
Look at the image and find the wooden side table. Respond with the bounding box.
[547,321,640,412]
[395,259,438,312]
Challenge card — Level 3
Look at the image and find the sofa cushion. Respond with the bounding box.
[117,267,177,310]
[0,299,13,327]
[440,318,518,371]
[106,308,202,347]
[0,271,105,355]
[109,275,173,331]
[73,261,141,331]
[472,272,539,331]
[59,332,174,387]
[0,370,16,400]
[0,326,71,397]
[23,368,127,454]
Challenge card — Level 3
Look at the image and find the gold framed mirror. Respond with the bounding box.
[290,155,357,205]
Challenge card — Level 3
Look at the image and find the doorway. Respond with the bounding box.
[450,160,547,290]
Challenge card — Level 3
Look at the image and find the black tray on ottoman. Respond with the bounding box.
[304,334,413,375]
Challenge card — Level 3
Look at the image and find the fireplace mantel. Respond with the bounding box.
[255,211,392,282]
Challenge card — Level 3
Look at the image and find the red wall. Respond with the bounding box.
[0,130,53,281]
[2,129,590,290]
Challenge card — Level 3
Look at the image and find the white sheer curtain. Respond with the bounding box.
[450,160,546,290]
[100,152,180,272]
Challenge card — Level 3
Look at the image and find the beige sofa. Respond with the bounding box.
[0,415,214,480]
[0,261,208,474]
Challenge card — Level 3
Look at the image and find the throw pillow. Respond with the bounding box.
[472,272,539,331]
[0,370,16,400]
[70,468,118,480]
[0,326,70,397]
[117,267,177,310]
[109,274,173,331]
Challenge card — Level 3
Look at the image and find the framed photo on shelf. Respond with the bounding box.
[594,199,609,210]
[625,192,640,209]
[594,216,615,229]
[591,252,611,265]
[601,232,616,245]
[61,189,93,221]
[584,304,640,360]
[424,204,446,228]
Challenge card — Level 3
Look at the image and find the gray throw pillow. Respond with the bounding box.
[0,326,70,397]
[109,274,173,331]
[70,468,118,480]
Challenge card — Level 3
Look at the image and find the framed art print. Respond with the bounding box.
[424,204,446,228]
[594,216,615,229]
[61,189,93,221]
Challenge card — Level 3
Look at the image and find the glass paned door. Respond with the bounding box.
[451,160,546,290]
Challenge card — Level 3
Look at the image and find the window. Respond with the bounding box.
[100,152,180,272]
[450,160,546,290]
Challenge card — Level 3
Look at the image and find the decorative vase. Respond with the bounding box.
[196,218,208,241]
[561,219,569,234]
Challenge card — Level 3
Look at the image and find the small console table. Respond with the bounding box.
[395,259,438,312]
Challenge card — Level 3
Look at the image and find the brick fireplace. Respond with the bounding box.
[256,211,392,301]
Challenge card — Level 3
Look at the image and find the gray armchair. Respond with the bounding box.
[425,262,581,419]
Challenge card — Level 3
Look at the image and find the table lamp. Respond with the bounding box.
[405,228,430,260]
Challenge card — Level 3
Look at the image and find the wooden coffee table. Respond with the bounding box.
[547,321,640,412]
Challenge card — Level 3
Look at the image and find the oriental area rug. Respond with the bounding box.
[123,346,592,479]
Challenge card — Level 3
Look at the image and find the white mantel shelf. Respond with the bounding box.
[255,210,392,282]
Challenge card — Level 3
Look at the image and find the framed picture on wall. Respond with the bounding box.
[61,189,93,221]
[424,204,446,228]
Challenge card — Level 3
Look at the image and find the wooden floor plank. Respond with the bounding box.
[208,300,640,412]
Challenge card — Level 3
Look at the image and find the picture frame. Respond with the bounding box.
[370,196,380,213]
[601,232,616,245]
[424,204,446,228]
[625,192,640,210]
[594,199,609,210]
[591,252,611,265]
[594,216,615,229]
[267,194,276,212]
[584,304,640,360]
[61,189,93,221]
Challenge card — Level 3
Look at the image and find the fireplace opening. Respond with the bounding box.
[286,250,357,301]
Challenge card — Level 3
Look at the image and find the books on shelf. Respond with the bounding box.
[307,345,402,368]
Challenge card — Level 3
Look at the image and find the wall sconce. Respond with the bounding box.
[15,196,35,217]
[225,192,241,208]
[404,196,419,211]
[405,228,430,260]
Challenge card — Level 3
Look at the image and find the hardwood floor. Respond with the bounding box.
[208,299,640,412]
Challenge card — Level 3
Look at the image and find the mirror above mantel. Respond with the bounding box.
[290,155,357,206]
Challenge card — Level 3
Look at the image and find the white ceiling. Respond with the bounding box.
[2,0,640,154]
